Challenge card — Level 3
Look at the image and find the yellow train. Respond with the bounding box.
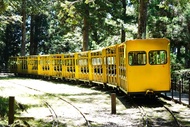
[8,38,171,95]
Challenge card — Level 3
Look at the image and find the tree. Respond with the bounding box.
[30,14,35,55]
[147,0,190,69]
[137,0,149,39]
[2,23,21,68]
[121,0,127,42]
[82,1,89,51]
[21,0,26,56]
[0,0,7,14]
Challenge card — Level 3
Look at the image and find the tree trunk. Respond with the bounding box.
[30,14,35,55]
[121,0,126,43]
[33,15,38,54]
[83,2,89,51]
[137,0,149,39]
[21,0,26,56]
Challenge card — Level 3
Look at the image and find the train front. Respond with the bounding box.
[125,38,171,95]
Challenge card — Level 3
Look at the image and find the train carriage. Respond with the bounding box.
[17,56,28,75]
[28,55,39,75]
[103,44,119,88]
[38,55,52,77]
[76,51,92,82]
[8,56,18,74]
[51,54,63,79]
[63,53,76,80]
[119,38,170,94]
[91,50,105,84]
[118,43,127,91]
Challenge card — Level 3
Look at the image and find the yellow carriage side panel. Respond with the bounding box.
[88,51,92,81]
[75,53,79,80]
[38,55,52,77]
[8,56,18,73]
[38,55,44,76]
[28,56,32,74]
[63,53,75,79]
[38,56,43,76]
[116,44,119,87]
[17,56,28,74]
[48,55,53,77]
[104,44,119,87]
[117,43,128,93]
[91,50,104,83]
[102,48,107,83]
[51,54,63,78]
[77,51,91,81]
[28,55,39,75]
[126,38,170,93]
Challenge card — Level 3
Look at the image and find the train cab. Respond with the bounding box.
[118,38,170,94]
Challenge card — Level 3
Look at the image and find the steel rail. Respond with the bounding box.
[7,80,91,127]
[44,101,59,127]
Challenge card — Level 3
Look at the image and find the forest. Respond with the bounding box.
[0,0,190,71]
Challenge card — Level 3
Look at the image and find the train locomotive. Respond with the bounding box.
[8,38,171,95]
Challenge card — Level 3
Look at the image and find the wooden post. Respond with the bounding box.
[182,76,184,92]
[172,79,173,99]
[179,80,181,103]
[111,93,116,114]
[174,78,177,91]
[189,78,190,105]
[9,96,14,125]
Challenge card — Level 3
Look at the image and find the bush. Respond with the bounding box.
[0,97,9,118]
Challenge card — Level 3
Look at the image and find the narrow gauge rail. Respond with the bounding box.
[133,97,180,127]
[44,102,59,127]
[8,38,171,96]
[6,80,91,127]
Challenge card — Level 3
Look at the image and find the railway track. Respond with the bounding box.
[133,97,181,127]
[44,101,59,127]
[1,74,190,126]
[4,79,91,127]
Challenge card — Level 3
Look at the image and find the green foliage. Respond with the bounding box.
[0,0,8,14]
[170,53,184,71]
[48,30,82,54]
[147,0,190,69]
[0,97,9,118]
[1,23,21,68]
[0,0,190,70]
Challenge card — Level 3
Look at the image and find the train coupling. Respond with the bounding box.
[146,89,154,95]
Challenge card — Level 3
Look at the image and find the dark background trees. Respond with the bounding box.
[0,0,190,70]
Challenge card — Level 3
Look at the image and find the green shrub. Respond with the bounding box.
[0,97,9,118]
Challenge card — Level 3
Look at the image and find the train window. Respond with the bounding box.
[79,59,88,66]
[128,51,146,65]
[92,58,102,65]
[107,57,115,65]
[149,50,167,65]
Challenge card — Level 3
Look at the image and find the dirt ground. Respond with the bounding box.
[0,75,143,127]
